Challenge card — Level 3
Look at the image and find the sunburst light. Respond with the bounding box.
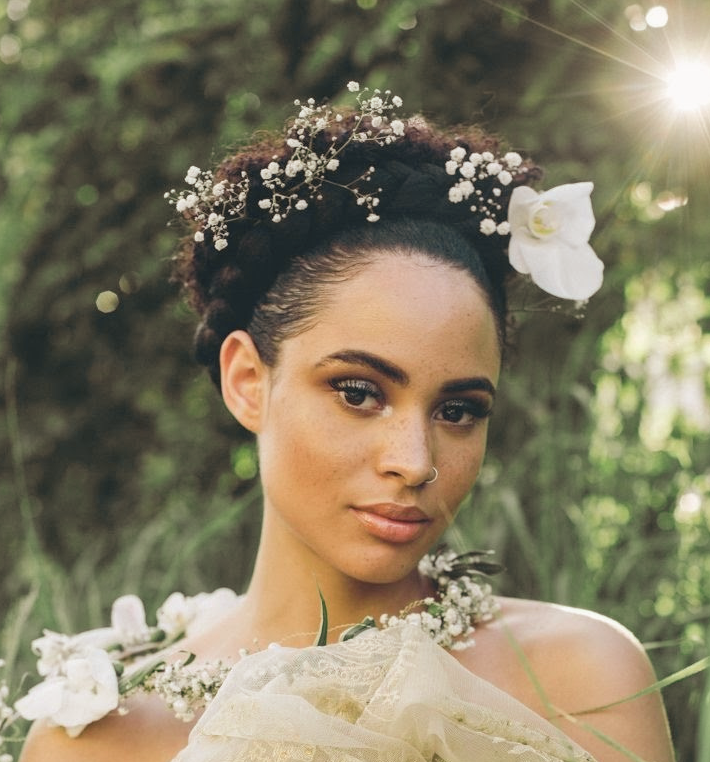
[665,61,710,112]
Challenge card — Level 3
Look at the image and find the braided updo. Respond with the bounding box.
[172,112,541,389]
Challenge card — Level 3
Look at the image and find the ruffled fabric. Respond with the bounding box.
[173,625,595,762]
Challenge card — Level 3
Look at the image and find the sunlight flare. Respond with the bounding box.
[666,61,710,111]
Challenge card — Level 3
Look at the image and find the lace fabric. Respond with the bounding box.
[172,625,596,762]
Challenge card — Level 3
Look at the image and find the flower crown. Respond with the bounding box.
[166,82,604,301]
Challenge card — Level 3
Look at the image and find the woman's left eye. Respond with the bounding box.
[435,399,492,425]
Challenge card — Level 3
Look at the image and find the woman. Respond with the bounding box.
[19,84,674,762]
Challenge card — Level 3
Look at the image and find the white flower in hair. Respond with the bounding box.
[507,182,603,300]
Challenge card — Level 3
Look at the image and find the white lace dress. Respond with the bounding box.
[172,624,596,762]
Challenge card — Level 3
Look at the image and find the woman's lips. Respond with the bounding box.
[350,503,431,544]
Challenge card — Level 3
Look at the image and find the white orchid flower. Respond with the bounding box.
[15,647,120,737]
[31,627,120,678]
[156,592,198,640]
[111,594,150,643]
[507,182,604,300]
[157,589,238,640]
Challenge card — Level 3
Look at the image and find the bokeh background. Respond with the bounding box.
[1,0,709,758]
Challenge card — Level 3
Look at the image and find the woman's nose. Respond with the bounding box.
[376,412,434,487]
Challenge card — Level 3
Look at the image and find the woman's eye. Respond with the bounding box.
[329,379,383,410]
[435,399,492,425]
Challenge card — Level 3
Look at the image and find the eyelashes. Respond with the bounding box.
[329,378,383,410]
[328,378,493,424]
[436,399,492,424]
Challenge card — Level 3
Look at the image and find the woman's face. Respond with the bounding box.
[245,253,501,585]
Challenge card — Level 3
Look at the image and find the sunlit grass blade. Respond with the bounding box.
[572,657,709,715]
[697,628,710,762]
[553,706,651,762]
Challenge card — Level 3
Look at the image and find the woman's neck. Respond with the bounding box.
[238,520,434,649]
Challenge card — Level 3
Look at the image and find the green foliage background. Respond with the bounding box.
[1,0,708,759]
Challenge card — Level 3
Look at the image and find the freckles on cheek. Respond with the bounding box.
[277,407,363,486]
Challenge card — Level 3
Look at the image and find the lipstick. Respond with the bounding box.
[350,503,431,544]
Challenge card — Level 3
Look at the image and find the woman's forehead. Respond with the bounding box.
[280,256,501,380]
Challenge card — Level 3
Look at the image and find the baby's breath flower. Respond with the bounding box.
[448,186,464,203]
[498,170,513,186]
[504,151,523,168]
[168,82,405,249]
[458,180,474,198]
[374,548,501,650]
[185,166,200,183]
[450,146,467,162]
[444,143,529,238]
[459,162,476,179]
[480,218,497,236]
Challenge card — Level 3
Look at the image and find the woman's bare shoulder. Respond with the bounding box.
[495,595,648,660]
[20,692,193,762]
[463,596,675,762]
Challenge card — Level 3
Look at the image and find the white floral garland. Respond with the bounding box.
[166,81,604,301]
[0,549,499,758]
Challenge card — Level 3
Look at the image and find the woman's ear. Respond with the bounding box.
[220,331,267,433]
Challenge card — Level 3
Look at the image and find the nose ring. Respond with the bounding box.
[423,467,438,484]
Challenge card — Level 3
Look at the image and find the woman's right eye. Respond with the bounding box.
[329,379,383,410]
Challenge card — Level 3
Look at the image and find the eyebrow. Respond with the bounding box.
[315,350,496,396]
[316,350,409,385]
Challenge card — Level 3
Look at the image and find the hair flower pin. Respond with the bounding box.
[507,182,604,301]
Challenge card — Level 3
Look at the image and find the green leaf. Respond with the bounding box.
[340,617,377,642]
[314,587,328,647]
[118,655,166,693]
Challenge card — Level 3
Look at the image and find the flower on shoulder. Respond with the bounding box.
[4,587,241,753]
[158,589,239,640]
[14,647,119,738]
[507,182,603,301]
[111,595,150,643]
[31,628,117,678]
